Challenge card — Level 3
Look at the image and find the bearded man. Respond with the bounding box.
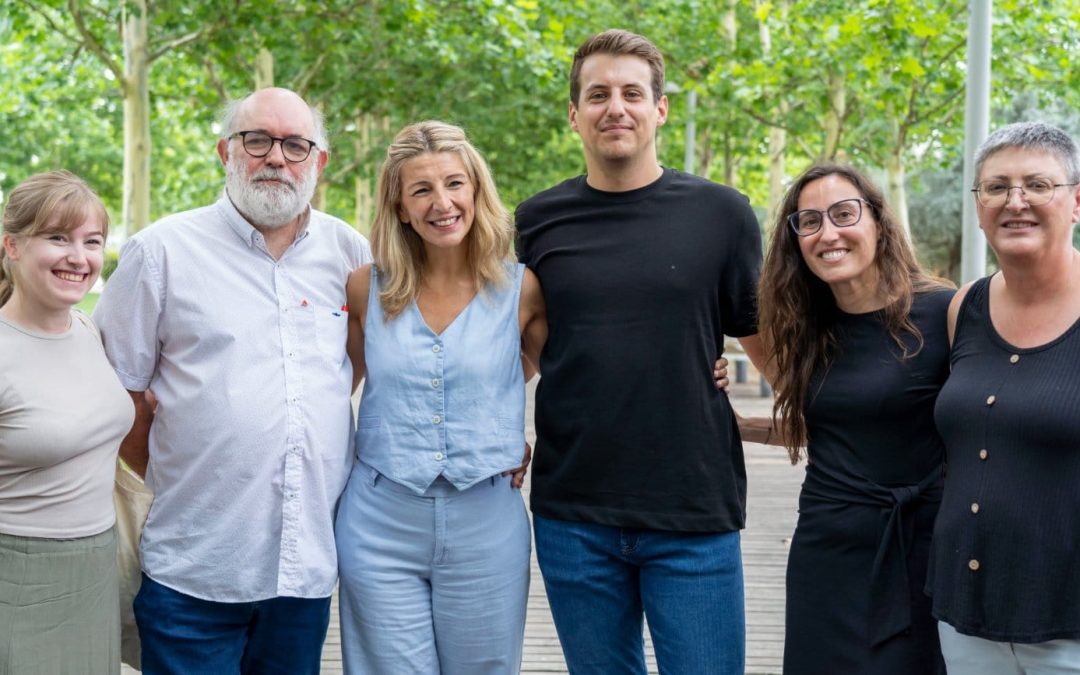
[94,87,371,674]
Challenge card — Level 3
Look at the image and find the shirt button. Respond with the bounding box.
[434,452,445,461]
[1009,354,1019,364]
[970,502,980,514]
[979,448,988,460]
[986,395,996,405]
[432,415,442,424]
[968,559,980,571]
[432,344,442,353]
[431,378,441,388]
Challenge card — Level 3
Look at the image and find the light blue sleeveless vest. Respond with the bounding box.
[355,262,526,494]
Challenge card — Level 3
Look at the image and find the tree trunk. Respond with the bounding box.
[122,0,151,233]
[723,0,737,44]
[255,48,274,89]
[354,112,374,233]
[719,0,737,187]
[822,73,845,161]
[758,0,786,232]
[767,109,787,232]
[886,127,911,240]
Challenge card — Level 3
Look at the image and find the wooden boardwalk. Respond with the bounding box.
[124,382,801,674]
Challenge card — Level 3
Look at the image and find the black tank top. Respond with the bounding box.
[931,274,1080,642]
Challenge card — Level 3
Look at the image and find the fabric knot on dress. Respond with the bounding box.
[802,462,943,646]
[888,484,919,508]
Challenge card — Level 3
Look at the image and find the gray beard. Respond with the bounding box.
[225,160,318,229]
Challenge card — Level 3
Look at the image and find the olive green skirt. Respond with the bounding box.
[0,527,120,675]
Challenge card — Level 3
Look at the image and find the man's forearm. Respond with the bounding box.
[120,390,154,478]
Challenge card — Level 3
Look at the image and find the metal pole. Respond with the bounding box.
[960,0,992,283]
[685,89,697,175]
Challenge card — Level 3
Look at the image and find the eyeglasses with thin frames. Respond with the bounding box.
[788,198,869,237]
[971,179,1079,208]
[229,131,317,163]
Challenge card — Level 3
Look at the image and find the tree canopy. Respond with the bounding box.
[2,0,1079,280]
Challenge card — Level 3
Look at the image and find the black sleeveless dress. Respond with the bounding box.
[783,289,952,674]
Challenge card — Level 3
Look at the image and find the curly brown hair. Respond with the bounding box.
[758,164,949,464]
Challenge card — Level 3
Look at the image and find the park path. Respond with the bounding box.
[123,381,801,674]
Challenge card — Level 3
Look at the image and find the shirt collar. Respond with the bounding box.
[217,192,313,250]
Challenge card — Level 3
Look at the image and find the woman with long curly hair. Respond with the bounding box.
[334,121,546,674]
[739,164,952,673]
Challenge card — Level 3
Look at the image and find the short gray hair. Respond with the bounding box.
[218,93,329,152]
[974,121,1080,186]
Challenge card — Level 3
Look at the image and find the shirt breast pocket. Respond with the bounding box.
[314,306,348,362]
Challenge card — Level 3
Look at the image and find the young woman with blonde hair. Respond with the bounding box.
[335,121,546,674]
[0,171,134,674]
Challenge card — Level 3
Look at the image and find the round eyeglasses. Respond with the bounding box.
[971,179,1079,208]
[230,131,317,163]
[788,198,868,237]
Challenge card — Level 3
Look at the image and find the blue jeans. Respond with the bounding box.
[134,574,331,675]
[533,515,745,675]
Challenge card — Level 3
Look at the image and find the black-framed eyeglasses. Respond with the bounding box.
[229,130,317,163]
[788,198,868,237]
[971,179,1079,208]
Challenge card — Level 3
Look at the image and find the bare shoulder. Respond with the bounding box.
[520,267,546,315]
[347,264,373,301]
[947,280,976,345]
[347,264,374,320]
[521,267,543,299]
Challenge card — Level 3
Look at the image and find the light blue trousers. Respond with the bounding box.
[939,622,1080,674]
[335,462,531,674]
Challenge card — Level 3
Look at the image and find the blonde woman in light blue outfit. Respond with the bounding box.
[335,121,547,674]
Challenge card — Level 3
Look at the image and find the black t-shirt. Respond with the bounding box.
[515,168,762,532]
[805,288,953,485]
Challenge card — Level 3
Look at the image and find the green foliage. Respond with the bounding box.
[2,0,1080,265]
[0,6,123,214]
[101,249,120,282]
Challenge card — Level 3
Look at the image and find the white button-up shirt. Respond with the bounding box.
[95,197,371,602]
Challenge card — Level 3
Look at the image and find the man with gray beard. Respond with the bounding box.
[94,87,371,674]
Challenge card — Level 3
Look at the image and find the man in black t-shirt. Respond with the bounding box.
[516,29,765,674]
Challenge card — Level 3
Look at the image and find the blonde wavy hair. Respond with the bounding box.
[371,120,512,320]
[1,170,109,306]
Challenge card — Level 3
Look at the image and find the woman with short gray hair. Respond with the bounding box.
[930,121,1080,672]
